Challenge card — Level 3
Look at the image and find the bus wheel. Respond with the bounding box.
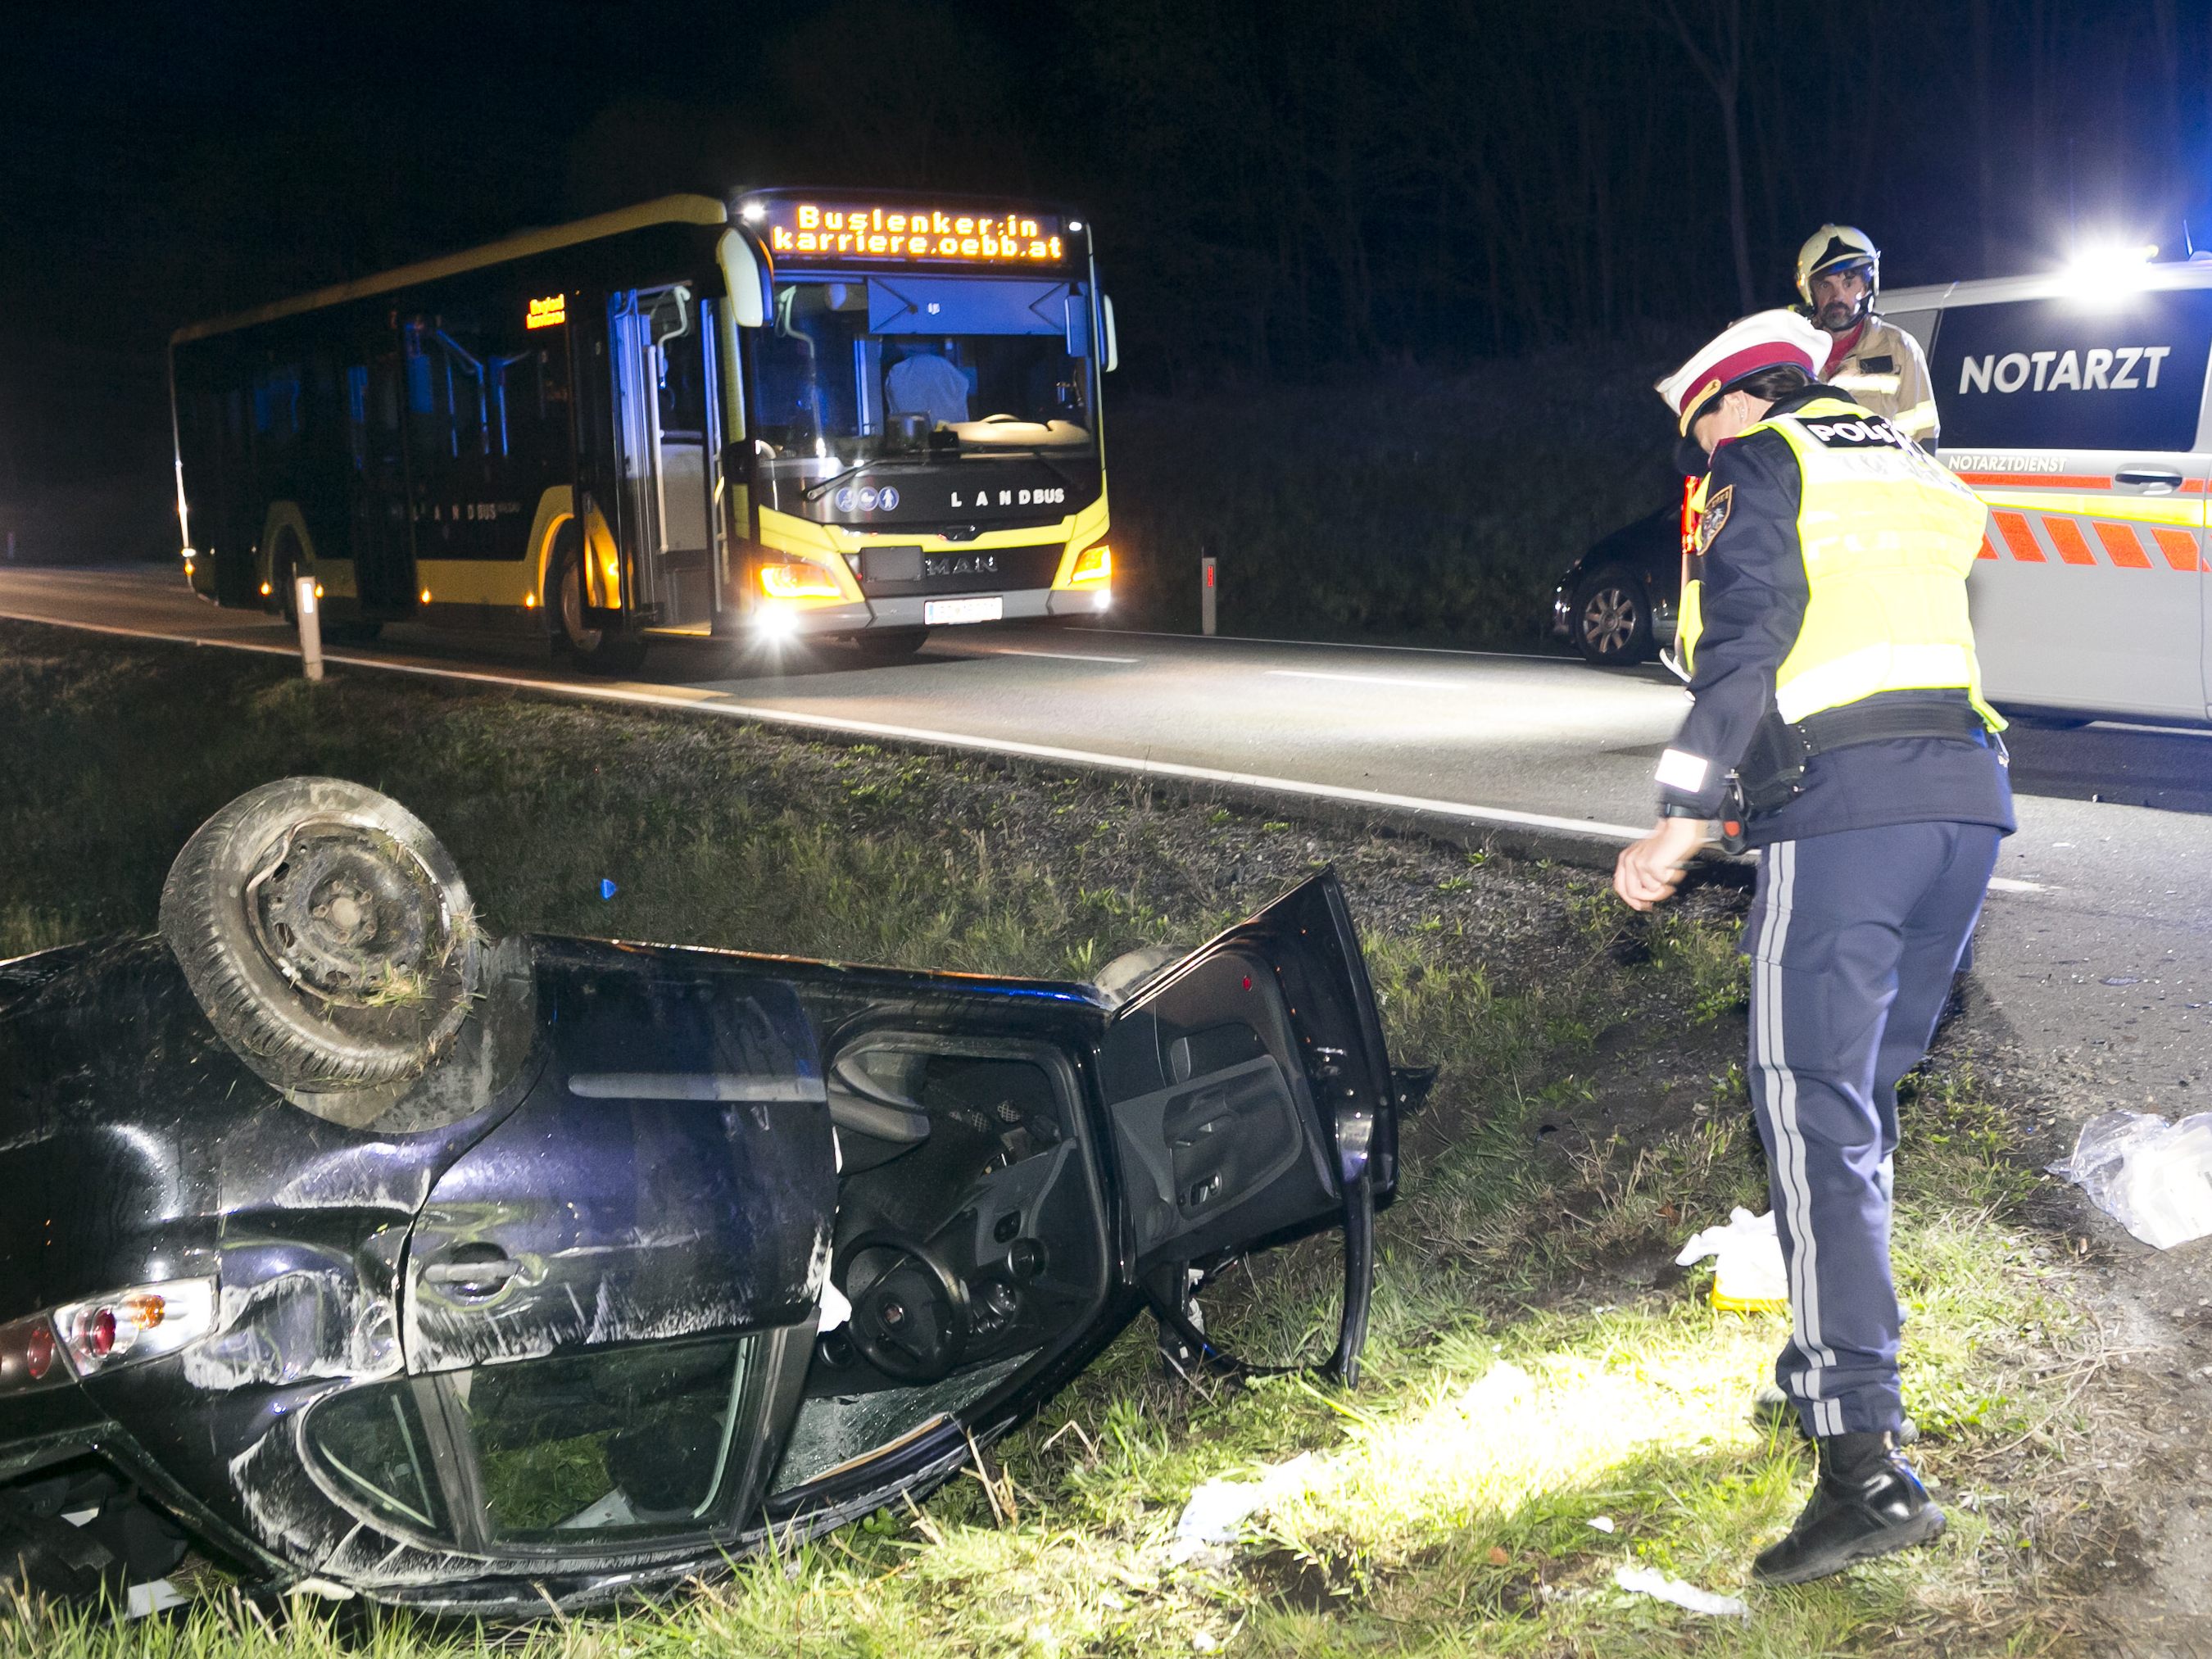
[848,628,930,664]
[159,777,486,1090]
[550,528,647,674]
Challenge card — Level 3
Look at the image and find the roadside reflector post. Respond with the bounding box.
[294,576,324,682]
[1201,554,1217,637]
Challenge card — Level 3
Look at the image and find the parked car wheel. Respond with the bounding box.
[848,628,930,664]
[550,525,649,675]
[159,777,486,1090]
[1571,567,1655,665]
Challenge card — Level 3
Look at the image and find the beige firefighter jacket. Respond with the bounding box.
[1822,313,1938,445]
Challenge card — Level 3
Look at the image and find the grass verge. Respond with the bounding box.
[0,623,2116,1656]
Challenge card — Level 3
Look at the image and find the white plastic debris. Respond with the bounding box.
[818,1278,852,1334]
[2058,1110,2212,1249]
[1611,1562,1748,1618]
[1170,1453,1315,1562]
[1586,1515,1616,1534]
[1455,1359,1533,1416]
[1675,1207,1788,1312]
[125,1579,189,1619]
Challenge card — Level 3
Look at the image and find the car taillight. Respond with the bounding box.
[48,1279,217,1382]
[0,1312,70,1396]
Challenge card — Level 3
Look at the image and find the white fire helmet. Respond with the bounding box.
[1794,224,1881,310]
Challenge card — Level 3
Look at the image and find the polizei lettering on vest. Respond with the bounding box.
[1802,417,1907,448]
[1956,345,2172,395]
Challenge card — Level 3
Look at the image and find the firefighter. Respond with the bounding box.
[1797,224,1940,446]
[1615,310,2015,1584]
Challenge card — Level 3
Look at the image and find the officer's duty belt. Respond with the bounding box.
[1794,699,1992,755]
[1733,698,1992,823]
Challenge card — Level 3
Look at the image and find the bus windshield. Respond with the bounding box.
[753,274,1095,462]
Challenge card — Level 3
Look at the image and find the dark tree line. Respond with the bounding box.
[2,0,2210,496]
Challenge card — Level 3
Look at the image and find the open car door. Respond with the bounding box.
[1100,869,1398,1383]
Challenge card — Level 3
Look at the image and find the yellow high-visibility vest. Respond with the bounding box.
[1678,396,2003,730]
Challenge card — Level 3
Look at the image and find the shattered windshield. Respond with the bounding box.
[752,275,1097,465]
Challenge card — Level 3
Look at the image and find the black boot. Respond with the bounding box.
[1751,1431,1945,1585]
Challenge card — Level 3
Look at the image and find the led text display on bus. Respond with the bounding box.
[756,201,1070,265]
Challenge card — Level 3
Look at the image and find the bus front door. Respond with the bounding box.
[610,287,719,630]
[348,344,419,616]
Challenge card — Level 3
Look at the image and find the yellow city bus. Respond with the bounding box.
[170,190,1117,671]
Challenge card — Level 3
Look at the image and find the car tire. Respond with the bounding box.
[160,777,486,1090]
[549,524,649,675]
[1571,567,1655,665]
[847,628,929,664]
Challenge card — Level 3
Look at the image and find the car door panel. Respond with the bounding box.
[402,944,835,1376]
[1104,869,1397,1276]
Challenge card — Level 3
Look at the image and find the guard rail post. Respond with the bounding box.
[1201,554,1217,637]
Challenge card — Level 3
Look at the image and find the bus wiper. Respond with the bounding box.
[800,454,940,502]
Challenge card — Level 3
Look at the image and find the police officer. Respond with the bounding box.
[1615,310,2015,1585]
[1797,224,1941,446]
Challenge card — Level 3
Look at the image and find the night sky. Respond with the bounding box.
[3,1,2208,546]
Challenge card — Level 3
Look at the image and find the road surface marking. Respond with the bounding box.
[1094,625,1569,664]
[1267,669,1464,691]
[956,645,1143,664]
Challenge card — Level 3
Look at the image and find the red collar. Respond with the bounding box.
[1823,319,1868,375]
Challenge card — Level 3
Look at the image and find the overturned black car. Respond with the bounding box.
[0,779,1414,1615]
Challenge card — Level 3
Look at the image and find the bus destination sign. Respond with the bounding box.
[755,201,1070,265]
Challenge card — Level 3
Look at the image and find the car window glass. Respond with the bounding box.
[459,1338,756,1540]
[1930,287,2212,452]
[306,1382,452,1541]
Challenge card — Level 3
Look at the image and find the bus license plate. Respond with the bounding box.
[925,596,1003,625]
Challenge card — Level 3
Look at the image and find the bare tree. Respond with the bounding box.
[1659,0,1754,314]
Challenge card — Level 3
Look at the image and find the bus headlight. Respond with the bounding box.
[1068,544,1112,585]
[759,562,844,601]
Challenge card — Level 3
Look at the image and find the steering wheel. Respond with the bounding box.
[838,1232,972,1385]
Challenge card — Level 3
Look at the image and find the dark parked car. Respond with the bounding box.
[0,780,1416,1616]
[1551,502,1683,666]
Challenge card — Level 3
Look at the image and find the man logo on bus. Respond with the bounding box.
[1956,346,2173,395]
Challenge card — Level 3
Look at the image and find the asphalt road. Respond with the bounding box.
[4,562,2210,1102]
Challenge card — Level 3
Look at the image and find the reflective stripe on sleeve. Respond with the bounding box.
[1831,371,1903,396]
[1655,748,1711,792]
[1892,398,1938,436]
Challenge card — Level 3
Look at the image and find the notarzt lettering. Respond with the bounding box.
[1956,346,2173,395]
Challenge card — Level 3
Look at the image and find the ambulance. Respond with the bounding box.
[1881,256,2212,724]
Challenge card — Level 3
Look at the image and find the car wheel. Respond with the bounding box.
[847,628,929,664]
[1571,568,1655,665]
[160,777,486,1090]
[550,525,648,675]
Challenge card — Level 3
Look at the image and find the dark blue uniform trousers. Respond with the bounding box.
[1746,821,2001,1437]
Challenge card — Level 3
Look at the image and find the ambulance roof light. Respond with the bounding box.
[2061,242,2160,297]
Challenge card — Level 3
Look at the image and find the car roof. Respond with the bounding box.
[1885,258,2212,314]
